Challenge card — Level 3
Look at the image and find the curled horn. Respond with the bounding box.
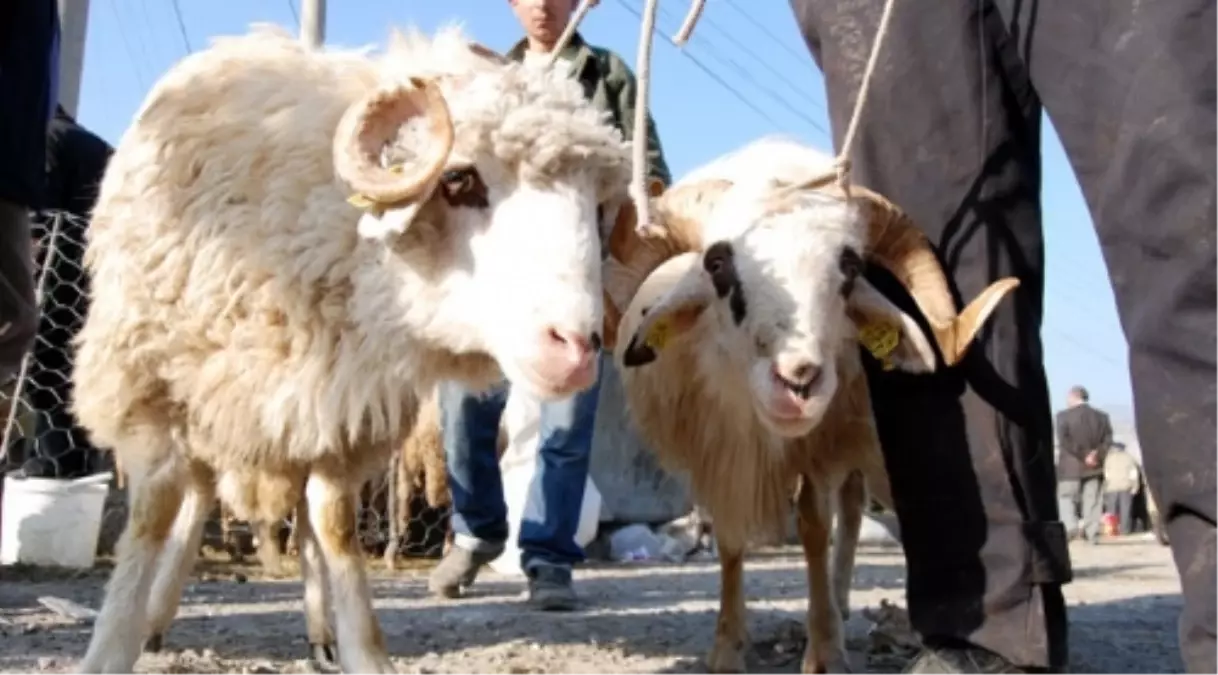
[835,185,1019,366]
[333,77,454,204]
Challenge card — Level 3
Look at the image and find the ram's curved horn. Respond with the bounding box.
[832,185,1020,366]
[333,77,454,204]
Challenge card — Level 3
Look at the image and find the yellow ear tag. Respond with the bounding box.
[857,322,901,371]
[645,317,674,351]
[346,193,379,211]
[345,165,408,212]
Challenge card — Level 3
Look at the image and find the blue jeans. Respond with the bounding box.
[439,362,602,571]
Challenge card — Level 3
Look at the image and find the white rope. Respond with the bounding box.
[628,0,662,232]
[629,0,707,234]
[672,0,706,47]
[546,0,599,66]
[813,0,901,194]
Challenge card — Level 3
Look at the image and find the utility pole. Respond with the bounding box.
[300,0,326,49]
[57,0,91,118]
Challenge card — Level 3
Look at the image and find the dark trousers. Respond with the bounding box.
[790,0,1215,671]
[0,201,38,378]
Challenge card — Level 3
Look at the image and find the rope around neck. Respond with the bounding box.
[821,0,901,195]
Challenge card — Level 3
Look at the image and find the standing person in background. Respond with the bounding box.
[428,0,671,611]
[1102,441,1141,537]
[0,0,59,380]
[1056,385,1113,544]
[788,0,1214,671]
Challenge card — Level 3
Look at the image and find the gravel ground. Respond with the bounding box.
[0,534,1185,673]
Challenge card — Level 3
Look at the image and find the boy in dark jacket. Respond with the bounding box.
[428,0,670,611]
[0,0,59,380]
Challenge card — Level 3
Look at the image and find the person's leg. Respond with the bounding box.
[0,202,38,380]
[1116,491,1134,537]
[519,362,603,610]
[995,1,1216,669]
[1057,480,1081,540]
[1079,476,1104,542]
[789,0,1069,669]
[428,380,510,598]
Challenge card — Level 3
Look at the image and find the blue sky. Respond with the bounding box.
[74,0,1134,410]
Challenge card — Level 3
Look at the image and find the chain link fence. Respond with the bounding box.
[0,210,452,569]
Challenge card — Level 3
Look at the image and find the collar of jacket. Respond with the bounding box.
[505,31,595,78]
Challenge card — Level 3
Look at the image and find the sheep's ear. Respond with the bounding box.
[619,267,712,368]
[355,201,430,240]
[846,279,938,373]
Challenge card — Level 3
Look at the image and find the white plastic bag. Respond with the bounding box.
[488,389,601,577]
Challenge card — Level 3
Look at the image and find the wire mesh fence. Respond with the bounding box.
[0,210,452,568]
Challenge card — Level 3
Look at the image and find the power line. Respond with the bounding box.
[686,2,823,109]
[650,0,828,137]
[170,0,193,54]
[721,0,816,70]
[611,0,788,133]
[129,0,164,77]
[107,0,151,91]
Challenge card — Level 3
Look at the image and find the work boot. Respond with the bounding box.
[904,643,1058,674]
[428,545,501,599]
[526,564,579,611]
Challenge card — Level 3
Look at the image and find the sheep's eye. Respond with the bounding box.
[838,246,863,296]
[703,242,733,276]
[439,168,488,208]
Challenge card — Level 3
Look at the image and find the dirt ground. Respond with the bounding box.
[0,534,1185,674]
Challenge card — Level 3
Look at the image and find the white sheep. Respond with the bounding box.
[602,137,1020,673]
[71,24,631,674]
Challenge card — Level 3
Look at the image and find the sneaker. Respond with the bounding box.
[526,564,579,611]
[904,643,1059,673]
[427,544,502,599]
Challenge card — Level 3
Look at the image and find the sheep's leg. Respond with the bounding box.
[78,458,187,673]
[256,519,284,575]
[144,467,216,653]
[795,479,850,674]
[296,497,338,669]
[423,457,448,509]
[706,536,748,673]
[831,471,866,622]
[383,454,412,570]
[305,472,396,673]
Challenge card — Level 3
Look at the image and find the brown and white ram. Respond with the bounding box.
[603,137,1018,673]
[70,24,631,674]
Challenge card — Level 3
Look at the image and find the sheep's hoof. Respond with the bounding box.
[707,639,747,673]
[309,638,338,662]
[144,633,164,653]
[801,651,853,674]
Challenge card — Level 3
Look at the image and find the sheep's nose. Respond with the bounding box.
[533,326,600,390]
[544,327,601,360]
[772,359,824,400]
